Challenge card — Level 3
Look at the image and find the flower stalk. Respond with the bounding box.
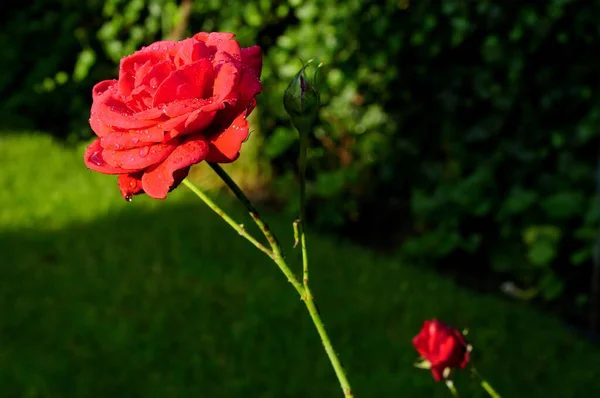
[472,368,502,398]
[204,163,305,296]
[181,178,272,257]
[184,59,353,398]
[184,162,353,397]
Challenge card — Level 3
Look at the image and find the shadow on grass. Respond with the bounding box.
[1,202,599,398]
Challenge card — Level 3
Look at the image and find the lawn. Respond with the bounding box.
[1,132,599,397]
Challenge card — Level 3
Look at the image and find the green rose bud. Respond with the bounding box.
[283,60,321,134]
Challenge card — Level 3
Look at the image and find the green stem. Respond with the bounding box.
[298,130,309,289]
[481,380,500,398]
[445,380,459,397]
[207,162,354,398]
[182,178,272,257]
[304,296,354,397]
[206,163,304,296]
[472,368,501,398]
[296,133,353,397]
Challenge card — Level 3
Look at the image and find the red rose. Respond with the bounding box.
[412,319,470,381]
[84,32,262,200]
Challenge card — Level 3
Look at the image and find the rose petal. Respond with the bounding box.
[194,32,236,47]
[238,64,263,102]
[141,136,209,199]
[89,110,115,138]
[101,139,181,170]
[161,97,213,118]
[134,60,175,97]
[205,112,248,163]
[132,106,167,120]
[153,58,214,106]
[412,330,429,358]
[93,91,159,130]
[84,139,140,174]
[99,129,169,150]
[183,108,218,131]
[156,111,202,134]
[169,166,192,192]
[90,82,119,137]
[241,46,263,79]
[118,172,144,200]
[211,65,262,127]
[212,39,241,66]
[119,52,163,97]
[102,99,159,129]
[213,62,240,101]
[139,41,180,63]
[92,80,117,100]
[430,367,444,382]
[133,60,154,89]
[128,87,153,112]
[111,112,198,147]
[174,39,210,67]
[107,101,218,147]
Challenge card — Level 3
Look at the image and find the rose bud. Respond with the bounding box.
[412,319,471,381]
[283,60,321,133]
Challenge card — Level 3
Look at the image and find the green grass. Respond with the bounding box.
[1,132,599,398]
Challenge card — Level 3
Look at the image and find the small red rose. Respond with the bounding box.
[412,319,470,381]
[84,32,262,200]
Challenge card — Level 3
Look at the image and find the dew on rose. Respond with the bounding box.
[89,150,104,166]
[139,147,150,157]
[84,32,262,199]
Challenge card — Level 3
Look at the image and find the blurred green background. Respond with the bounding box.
[1,0,600,396]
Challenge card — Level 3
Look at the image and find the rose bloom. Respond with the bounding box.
[412,319,470,381]
[84,32,262,200]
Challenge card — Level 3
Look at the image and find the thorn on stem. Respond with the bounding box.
[293,219,300,248]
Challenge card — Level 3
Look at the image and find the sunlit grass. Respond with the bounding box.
[0,132,599,397]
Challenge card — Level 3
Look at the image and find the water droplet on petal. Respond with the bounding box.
[89,150,104,166]
[132,137,139,144]
[139,146,150,157]
[125,194,133,202]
